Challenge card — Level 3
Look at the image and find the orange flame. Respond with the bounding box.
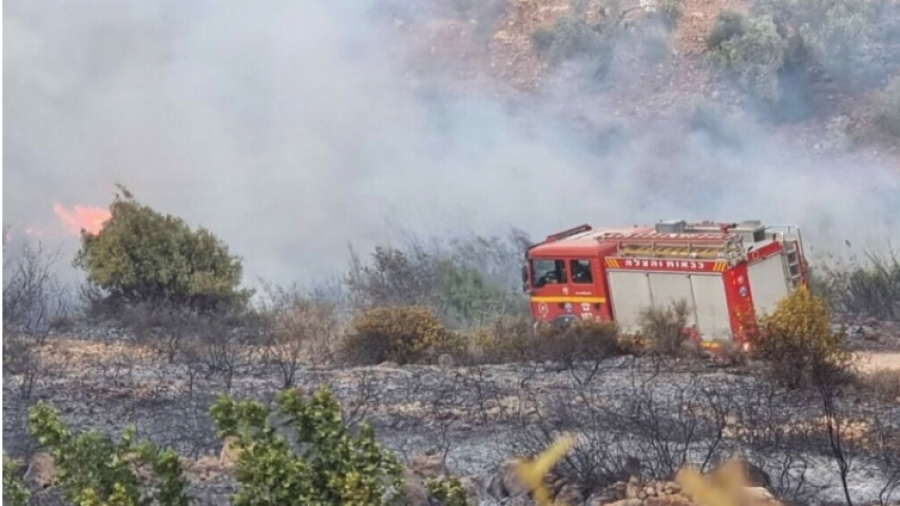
[53,203,111,236]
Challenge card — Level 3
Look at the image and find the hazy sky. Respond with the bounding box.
[5,0,899,287]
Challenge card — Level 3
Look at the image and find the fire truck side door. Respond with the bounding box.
[569,258,603,320]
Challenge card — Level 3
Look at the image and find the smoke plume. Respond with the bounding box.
[5,0,899,288]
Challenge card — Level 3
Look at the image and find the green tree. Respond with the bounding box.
[437,261,504,326]
[74,185,251,311]
[210,387,406,506]
[709,14,789,103]
[752,0,875,87]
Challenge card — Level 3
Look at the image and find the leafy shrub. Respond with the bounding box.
[709,14,789,103]
[27,401,190,506]
[342,306,456,365]
[209,387,405,506]
[637,300,697,357]
[437,261,508,327]
[752,0,875,86]
[754,286,851,389]
[875,75,900,138]
[707,10,747,50]
[3,452,29,506]
[74,185,251,312]
[425,476,469,506]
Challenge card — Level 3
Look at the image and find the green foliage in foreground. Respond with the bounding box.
[26,401,190,506]
[209,387,406,506]
[3,452,30,506]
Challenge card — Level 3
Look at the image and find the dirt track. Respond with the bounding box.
[857,351,900,372]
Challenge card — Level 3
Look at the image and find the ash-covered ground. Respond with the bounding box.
[4,325,899,506]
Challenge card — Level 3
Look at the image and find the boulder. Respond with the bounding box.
[401,467,430,506]
[490,457,531,498]
[24,452,56,489]
[408,453,448,479]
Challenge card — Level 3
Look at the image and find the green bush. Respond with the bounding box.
[342,306,457,365]
[3,452,29,506]
[754,287,851,389]
[752,0,875,86]
[425,475,469,506]
[26,401,190,506]
[706,10,748,50]
[709,14,789,103]
[74,185,251,312]
[210,387,405,506]
[875,75,900,138]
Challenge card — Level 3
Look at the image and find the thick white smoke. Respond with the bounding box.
[4,0,899,289]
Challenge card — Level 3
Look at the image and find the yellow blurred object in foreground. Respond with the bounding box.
[513,432,576,506]
[676,458,750,506]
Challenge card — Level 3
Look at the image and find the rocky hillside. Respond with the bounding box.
[386,0,900,167]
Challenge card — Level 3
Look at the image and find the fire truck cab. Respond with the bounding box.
[522,220,808,349]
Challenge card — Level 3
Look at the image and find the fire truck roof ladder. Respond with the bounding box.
[612,233,746,261]
[546,224,592,242]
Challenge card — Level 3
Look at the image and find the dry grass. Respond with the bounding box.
[854,367,900,402]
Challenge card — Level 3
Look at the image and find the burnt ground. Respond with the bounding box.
[3,328,900,506]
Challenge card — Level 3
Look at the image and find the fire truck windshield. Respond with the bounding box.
[531,259,567,288]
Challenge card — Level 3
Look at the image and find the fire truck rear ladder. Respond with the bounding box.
[766,224,804,288]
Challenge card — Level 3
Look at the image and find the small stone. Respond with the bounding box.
[409,454,447,479]
[499,458,530,497]
[607,499,643,506]
[557,483,584,504]
[625,476,641,499]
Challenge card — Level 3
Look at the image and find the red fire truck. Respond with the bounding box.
[522,220,808,350]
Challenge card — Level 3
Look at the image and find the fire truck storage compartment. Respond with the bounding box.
[747,253,790,317]
[607,270,731,340]
[690,274,732,341]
